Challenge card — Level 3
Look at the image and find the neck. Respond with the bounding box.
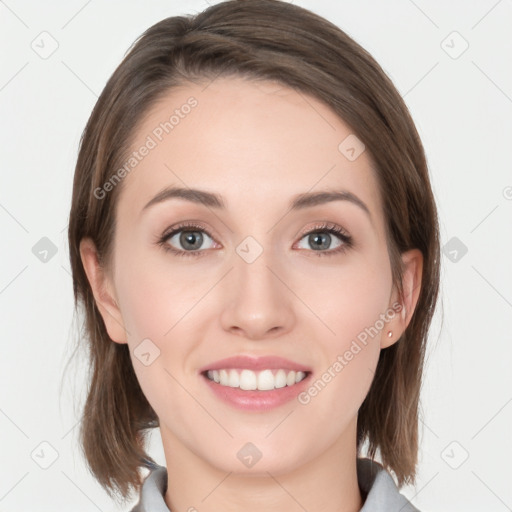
[162,419,364,512]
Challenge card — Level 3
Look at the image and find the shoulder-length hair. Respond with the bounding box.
[67,0,440,503]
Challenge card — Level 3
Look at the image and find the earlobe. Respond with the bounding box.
[381,248,423,349]
[79,238,128,344]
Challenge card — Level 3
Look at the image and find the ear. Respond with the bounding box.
[79,237,127,344]
[381,248,423,349]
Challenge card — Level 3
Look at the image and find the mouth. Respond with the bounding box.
[201,368,311,391]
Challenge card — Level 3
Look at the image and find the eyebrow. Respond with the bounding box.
[141,185,371,220]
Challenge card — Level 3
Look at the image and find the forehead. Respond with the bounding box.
[116,76,383,225]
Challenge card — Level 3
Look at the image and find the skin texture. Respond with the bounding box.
[80,76,422,512]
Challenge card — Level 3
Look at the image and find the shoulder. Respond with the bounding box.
[357,458,420,512]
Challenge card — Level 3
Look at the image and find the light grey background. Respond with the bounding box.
[1,1,511,511]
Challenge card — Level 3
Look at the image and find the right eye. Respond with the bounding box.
[157,222,218,258]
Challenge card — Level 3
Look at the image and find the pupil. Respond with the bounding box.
[310,232,330,250]
[181,231,202,250]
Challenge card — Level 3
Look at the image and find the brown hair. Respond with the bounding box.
[66,0,440,503]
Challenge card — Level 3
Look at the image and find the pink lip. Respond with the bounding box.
[198,355,312,373]
[201,374,312,412]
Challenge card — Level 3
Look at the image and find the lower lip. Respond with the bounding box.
[201,372,312,411]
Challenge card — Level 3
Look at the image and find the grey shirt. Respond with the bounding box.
[130,457,419,512]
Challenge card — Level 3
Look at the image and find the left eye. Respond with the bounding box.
[297,230,344,252]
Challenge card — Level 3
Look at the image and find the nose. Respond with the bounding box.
[219,245,296,340]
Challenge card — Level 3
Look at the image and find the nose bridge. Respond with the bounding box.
[234,232,282,301]
[219,232,295,338]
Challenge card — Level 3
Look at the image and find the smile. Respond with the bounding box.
[205,368,308,391]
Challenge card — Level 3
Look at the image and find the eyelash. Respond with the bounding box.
[156,221,354,258]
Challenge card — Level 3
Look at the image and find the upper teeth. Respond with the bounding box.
[206,369,307,391]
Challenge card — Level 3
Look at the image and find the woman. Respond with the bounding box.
[67,1,440,510]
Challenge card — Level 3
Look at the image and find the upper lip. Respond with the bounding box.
[199,355,312,374]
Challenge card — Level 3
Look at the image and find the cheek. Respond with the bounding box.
[296,255,390,404]
[304,345,379,432]
[116,247,198,342]
[295,252,392,343]
[116,260,200,419]
[120,274,170,341]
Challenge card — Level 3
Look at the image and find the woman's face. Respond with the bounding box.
[83,76,419,475]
